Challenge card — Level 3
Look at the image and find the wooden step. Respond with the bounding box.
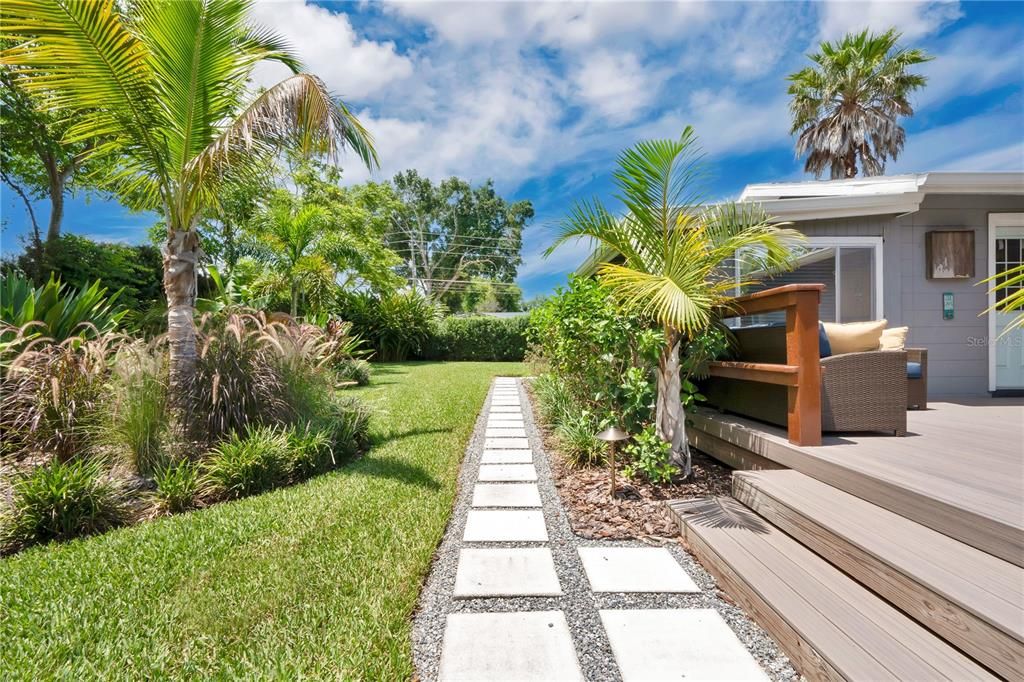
[733,469,1024,680]
[669,497,998,681]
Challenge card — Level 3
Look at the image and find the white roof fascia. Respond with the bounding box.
[918,172,1024,195]
[755,193,925,222]
[741,171,1024,202]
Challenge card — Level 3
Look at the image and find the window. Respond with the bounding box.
[732,237,883,326]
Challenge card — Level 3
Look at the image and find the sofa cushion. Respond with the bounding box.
[881,326,909,351]
[823,319,887,355]
[907,361,923,379]
[818,322,832,358]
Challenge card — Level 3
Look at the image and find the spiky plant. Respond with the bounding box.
[787,28,932,179]
[547,128,801,478]
[1,0,377,392]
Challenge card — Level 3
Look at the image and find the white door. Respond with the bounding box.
[989,214,1024,391]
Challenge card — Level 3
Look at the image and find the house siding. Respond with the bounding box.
[792,193,1024,397]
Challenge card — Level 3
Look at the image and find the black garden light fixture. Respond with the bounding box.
[595,425,630,498]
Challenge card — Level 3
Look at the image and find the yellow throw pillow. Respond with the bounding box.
[880,326,908,351]
[823,319,887,355]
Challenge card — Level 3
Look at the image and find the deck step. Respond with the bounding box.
[670,496,998,682]
[733,469,1024,680]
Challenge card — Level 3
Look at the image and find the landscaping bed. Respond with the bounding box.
[0,361,525,679]
[542,424,733,542]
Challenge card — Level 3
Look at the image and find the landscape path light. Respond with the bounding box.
[595,425,630,498]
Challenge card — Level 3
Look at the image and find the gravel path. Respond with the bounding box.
[411,377,797,681]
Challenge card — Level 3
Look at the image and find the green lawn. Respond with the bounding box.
[0,361,526,679]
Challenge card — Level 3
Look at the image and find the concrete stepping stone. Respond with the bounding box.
[481,449,533,464]
[463,509,547,542]
[578,547,699,593]
[453,547,561,597]
[599,609,767,681]
[489,405,522,414]
[472,483,542,507]
[484,437,529,449]
[478,464,537,481]
[487,421,525,430]
[485,427,527,438]
[438,611,583,681]
[491,398,521,406]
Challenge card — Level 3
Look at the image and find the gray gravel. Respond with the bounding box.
[411,378,797,681]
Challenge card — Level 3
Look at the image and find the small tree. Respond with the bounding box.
[787,28,932,179]
[547,128,801,477]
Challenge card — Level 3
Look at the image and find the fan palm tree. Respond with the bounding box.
[0,0,377,389]
[787,28,932,179]
[547,128,802,478]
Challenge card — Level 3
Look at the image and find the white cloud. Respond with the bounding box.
[888,110,1024,173]
[916,24,1024,109]
[248,0,413,100]
[571,51,662,122]
[818,0,962,42]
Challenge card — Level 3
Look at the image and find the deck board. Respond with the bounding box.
[690,400,1024,566]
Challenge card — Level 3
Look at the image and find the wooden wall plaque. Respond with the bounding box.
[925,230,974,279]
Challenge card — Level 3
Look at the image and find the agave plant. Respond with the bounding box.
[1,0,377,392]
[0,272,126,342]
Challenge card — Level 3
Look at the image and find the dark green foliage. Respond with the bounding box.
[1,458,126,553]
[15,235,163,313]
[335,357,371,385]
[554,409,607,467]
[201,426,291,501]
[336,290,442,361]
[313,396,371,460]
[151,459,201,514]
[423,315,529,361]
[284,424,335,478]
[623,424,678,483]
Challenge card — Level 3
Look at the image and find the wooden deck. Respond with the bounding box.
[670,398,1024,680]
[688,399,1024,566]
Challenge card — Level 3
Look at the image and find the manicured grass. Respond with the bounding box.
[0,361,526,679]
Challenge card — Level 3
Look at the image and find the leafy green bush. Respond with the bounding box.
[554,408,607,468]
[423,315,529,361]
[335,357,371,386]
[201,426,290,500]
[531,373,574,425]
[285,424,335,478]
[105,342,168,476]
[336,290,442,361]
[1,458,127,553]
[624,424,679,483]
[314,396,371,460]
[152,459,201,514]
[0,272,127,345]
[0,334,117,460]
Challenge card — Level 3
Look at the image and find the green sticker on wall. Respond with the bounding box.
[942,292,954,320]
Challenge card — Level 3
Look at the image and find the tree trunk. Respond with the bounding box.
[46,175,64,243]
[844,149,858,179]
[290,281,299,318]
[164,228,201,394]
[655,331,691,478]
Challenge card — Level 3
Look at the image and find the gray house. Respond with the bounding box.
[578,172,1024,398]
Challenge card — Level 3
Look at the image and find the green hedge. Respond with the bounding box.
[421,316,529,361]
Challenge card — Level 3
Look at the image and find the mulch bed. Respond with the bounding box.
[535,413,734,543]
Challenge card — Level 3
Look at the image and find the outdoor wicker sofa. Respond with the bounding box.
[704,324,922,436]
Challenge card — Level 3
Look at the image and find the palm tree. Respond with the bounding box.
[547,128,802,478]
[247,191,344,318]
[787,28,932,179]
[0,0,377,389]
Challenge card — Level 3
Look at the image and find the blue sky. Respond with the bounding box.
[2,0,1022,298]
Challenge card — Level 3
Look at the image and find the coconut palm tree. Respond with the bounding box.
[547,128,802,478]
[0,0,377,389]
[787,28,932,179]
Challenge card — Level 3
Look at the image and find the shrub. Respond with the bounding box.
[335,357,371,386]
[152,459,201,514]
[1,458,127,553]
[314,396,372,460]
[105,342,168,476]
[423,315,529,361]
[284,424,334,479]
[0,333,118,460]
[336,290,442,361]
[201,426,290,500]
[531,373,574,425]
[183,313,290,444]
[624,425,679,484]
[554,409,607,468]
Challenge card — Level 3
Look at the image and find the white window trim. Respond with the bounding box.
[735,236,883,323]
[987,213,1024,392]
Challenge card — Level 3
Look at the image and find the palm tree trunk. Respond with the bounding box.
[844,149,858,179]
[164,228,201,393]
[290,282,299,318]
[655,330,691,478]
